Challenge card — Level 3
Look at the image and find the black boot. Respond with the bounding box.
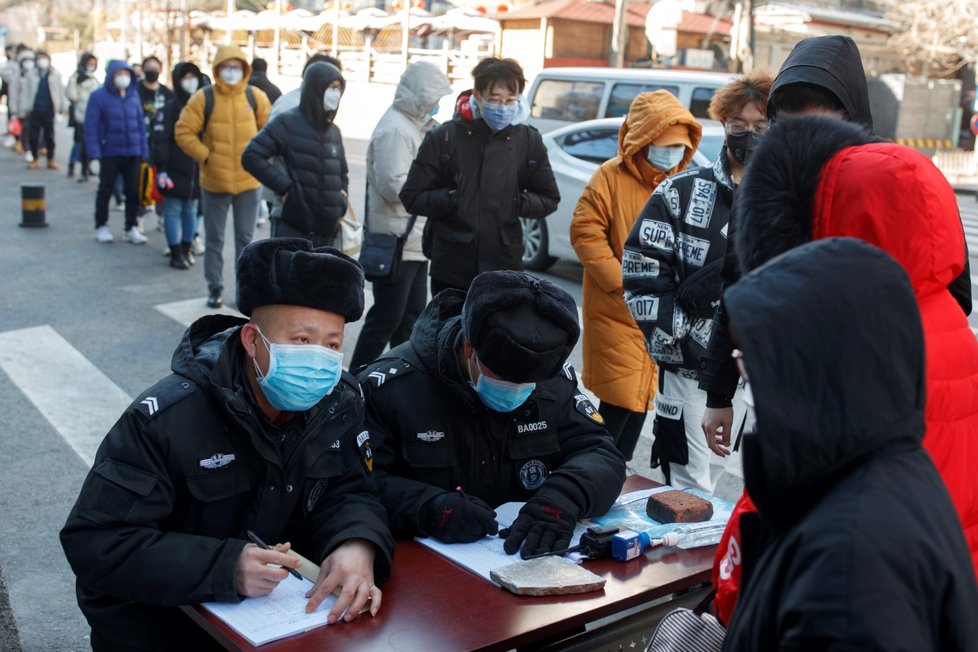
[169,245,190,270]
[180,241,195,266]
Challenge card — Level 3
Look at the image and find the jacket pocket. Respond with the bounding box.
[182,468,252,537]
[302,450,348,514]
[84,459,160,524]
[507,433,560,460]
[403,444,455,487]
[186,469,252,502]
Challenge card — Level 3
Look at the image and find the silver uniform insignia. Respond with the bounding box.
[417,430,445,442]
[199,453,236,469]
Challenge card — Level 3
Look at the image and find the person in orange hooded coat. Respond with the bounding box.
[570,90,701,461]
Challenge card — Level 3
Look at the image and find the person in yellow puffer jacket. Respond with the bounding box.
[175,44,271,308]
[570,91,700,462]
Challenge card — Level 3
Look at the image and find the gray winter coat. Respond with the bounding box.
[366,61,452,262]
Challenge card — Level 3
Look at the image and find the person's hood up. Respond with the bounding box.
[211,44,250,92]
[453,89,476,121]
[103,60,136,94]
[78,52,96,72]
[770,35,874,130]
[405,289,482,408]
[726,237,925,527]
[618,90,701,186]
[172,61,202,103]
[734,115,965,301]
[393,60,452,120]
[299,61,344,127]
[170,314,248,389]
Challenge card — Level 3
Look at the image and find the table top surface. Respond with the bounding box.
[187,476,715,652]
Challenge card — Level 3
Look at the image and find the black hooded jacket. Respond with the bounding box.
[721,238,978,651]
[60,315,393,651]
[242,62,348,239]
[398,90,560,288]
[152,62,203,199]
[357,290,625,538]
[697,35,971,405]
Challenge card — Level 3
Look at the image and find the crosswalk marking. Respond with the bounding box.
[154,297,242,328]
[0,326,131,467]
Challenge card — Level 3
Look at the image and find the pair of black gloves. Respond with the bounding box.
[420,476,585,558]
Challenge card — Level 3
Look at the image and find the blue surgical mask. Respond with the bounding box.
[426,104,439,117]
[481,100,517,132]
[647,144,685,172]
[468,356,535,412]
[252,326,344,412]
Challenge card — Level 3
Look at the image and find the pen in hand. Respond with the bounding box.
[246,530,304,581]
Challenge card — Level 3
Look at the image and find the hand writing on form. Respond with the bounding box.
[233,541,302,597]
[304,538,381,622]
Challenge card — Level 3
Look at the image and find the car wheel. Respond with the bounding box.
[521,217,557,271]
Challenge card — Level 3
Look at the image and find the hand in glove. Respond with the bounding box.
[501,491,580,558]
[156,172,174,190]
[421,491,499,544]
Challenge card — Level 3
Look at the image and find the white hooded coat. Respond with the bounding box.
[365,61,452,261]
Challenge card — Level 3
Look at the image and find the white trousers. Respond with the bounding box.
[654,368,747,494]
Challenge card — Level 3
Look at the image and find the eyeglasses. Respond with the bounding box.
[724,120,769,137]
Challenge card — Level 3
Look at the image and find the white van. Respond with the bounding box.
[526,67,735,133]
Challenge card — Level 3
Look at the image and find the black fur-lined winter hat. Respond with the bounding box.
[461,271,580,383]
[236,237,365,321]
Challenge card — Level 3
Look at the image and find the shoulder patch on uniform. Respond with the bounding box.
[134,377,196,419]
[574,393,605,425]
[363,359,414,388]
[561,362,576,383]
[356,430,373,473]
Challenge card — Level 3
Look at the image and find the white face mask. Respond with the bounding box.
[85,66,97,74]
[22,60,34,71]
[219,67,243,86]
[114,74,131,90]
[37,59,50,70]
[647,144,685,172]
[323,87,342,111]
[181,78,199,95]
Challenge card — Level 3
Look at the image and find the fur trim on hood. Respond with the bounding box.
[734,116,871,274]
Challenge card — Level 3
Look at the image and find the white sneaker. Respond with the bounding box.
[95,225,114,243]
[113,203,125,212]
[192,235,205,255]
[127,226,148,245]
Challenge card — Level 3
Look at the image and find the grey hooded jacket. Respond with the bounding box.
[366,61,452,262]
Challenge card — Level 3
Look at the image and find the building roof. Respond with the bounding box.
[678,11,731,36]
[497,0,648,27]
[755,3,896,32]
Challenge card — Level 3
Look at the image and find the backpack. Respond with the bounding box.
[200,84,257,135]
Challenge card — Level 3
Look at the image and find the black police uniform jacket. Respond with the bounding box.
[241,62,348,240]
[358,289,626,537]
[60,315,394,651]
[398,90,560,289]
[721,239,978,651]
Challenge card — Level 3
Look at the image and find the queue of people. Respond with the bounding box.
[0,33,967,651]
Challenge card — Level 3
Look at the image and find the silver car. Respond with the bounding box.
[522,118,725,270]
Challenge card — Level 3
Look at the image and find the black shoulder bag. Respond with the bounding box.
[359,187,418,283]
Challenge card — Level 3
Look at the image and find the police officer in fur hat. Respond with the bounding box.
[359,271,625,558]
[61,238,394,651]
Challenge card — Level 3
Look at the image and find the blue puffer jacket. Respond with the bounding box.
[83,60,148,160]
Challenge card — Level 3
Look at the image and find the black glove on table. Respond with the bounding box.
[502,482,582,558]
[421,491,499,543]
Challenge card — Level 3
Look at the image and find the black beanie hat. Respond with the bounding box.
[461,271,580,383]
[236,237,365,322]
